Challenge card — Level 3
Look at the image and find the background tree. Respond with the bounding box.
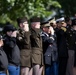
[0,0,61,25]
[56,0,76,17]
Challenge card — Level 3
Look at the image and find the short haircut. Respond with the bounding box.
[17,17,28,25]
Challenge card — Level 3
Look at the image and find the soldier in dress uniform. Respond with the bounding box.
[66,18,76,75]
[54,18,68,75]
[41,19,58,75]
[16,17,32,75]
[72,18,76,75]
[30,16,43,75]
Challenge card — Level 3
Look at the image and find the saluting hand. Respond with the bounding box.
[11,31,17,37]
[34,23,40,29]
[0,40,3,47]
[49,26,54,35]
[23,22,29,32]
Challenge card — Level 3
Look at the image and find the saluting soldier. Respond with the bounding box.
[66,18,76,75]
[73,18,76,75]
[41,20,58,75]
[30,16,43,75]
[16,17,32,75]
[55,18,68,75]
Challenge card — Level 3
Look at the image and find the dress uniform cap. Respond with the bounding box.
[30,16,41,22]
[56,17,65,23]
[41,21,50,28]
[48,17,56,24]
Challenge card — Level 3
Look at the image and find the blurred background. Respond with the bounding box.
[0,0,76,27]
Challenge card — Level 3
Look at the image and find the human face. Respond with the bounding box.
[67,20,72,25]
[57,22,62,29]
[19,21,28,29]
[72,25,76,30]
[0,39,3,47]
[61,22,67,27]
[43,26,50,33]
[6,31,13,36]
[31,22,40,29]
[0,35,3,47]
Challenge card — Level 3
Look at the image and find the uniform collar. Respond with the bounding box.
[42,31,49,37]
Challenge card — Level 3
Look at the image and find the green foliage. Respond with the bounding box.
[56,0,76,17]
[0,0,61,25]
